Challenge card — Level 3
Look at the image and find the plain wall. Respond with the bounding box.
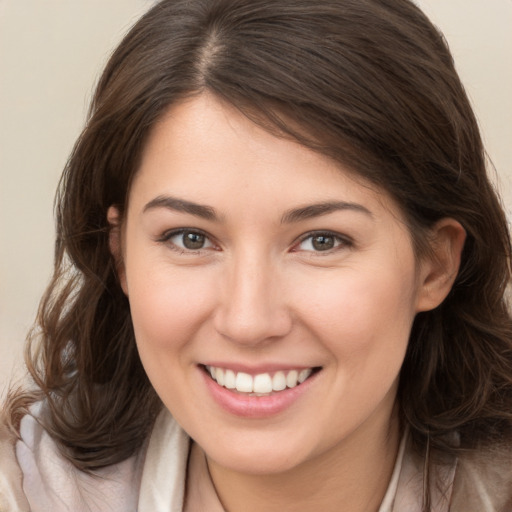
[1,0,511,395]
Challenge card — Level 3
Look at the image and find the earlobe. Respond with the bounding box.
[415,218,466,312]
[107,206,128,295]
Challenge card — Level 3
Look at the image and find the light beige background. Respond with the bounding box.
[1,1,511,395]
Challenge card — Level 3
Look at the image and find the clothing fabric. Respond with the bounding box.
[1,404,512,511]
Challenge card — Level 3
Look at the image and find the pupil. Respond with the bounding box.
[312,235,334,251]
[183,232,205,249]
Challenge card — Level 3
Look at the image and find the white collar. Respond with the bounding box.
[138,408,190,512]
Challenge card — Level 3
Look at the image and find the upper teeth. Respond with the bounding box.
[205,366,313,394]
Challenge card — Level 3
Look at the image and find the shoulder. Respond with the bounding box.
[3,401,149,512]
[393,431,512,512]
[0,406,30,511]
[451,438,512,511]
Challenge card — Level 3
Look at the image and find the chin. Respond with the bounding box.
[197,427,321,476]
[210,448,307,475]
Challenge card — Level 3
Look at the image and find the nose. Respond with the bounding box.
[213,252,293,346]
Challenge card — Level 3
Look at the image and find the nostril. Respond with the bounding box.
[213,299,293,346]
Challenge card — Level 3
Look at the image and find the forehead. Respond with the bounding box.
[129,94,406,227]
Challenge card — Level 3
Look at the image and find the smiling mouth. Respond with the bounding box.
[203,365,320,396]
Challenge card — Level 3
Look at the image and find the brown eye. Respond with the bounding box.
[311,235,335,251]
[163,229,214,252]
[296,232,350,253]
[182,232,206,249]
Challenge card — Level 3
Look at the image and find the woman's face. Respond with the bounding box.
[113,94,440,475]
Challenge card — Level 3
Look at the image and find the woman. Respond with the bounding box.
[1,0,512,510]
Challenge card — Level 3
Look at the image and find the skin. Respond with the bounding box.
[109,93,465,511]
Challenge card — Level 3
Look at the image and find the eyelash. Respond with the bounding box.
[293,231,353,254]
[157,228,217,254]
[158,228,352,256]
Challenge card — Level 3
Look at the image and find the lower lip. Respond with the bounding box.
[201,368,318,418]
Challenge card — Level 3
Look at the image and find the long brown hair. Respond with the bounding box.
[8,0,512,472]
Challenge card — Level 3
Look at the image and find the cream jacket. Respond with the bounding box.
[1,404,512,511]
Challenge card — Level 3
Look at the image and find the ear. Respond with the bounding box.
[107,206,128,295]
[415,218,466,312]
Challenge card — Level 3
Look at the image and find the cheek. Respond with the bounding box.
[125,255,217,355]
[292,260,418,362]
[125,260,219,407]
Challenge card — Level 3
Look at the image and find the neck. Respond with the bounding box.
[206,408,401,512]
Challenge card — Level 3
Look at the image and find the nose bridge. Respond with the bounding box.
[214,246,291,345]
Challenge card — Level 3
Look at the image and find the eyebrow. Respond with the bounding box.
[281,201,373,223]
[143,195,372,223]
[143,195,218,221]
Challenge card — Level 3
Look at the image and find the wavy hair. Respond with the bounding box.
[8,0,512,472]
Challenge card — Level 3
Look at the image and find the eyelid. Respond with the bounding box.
[157,227,218,253]
[292,230,353,253]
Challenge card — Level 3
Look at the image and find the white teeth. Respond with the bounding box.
[224,369,236,389]
[235,372,253,393]
[206,366,315,394]
[215,367,225,386]
[272,371,287,391]
[298,369,312,383]
[286,370,298,388]
[253,373,273,394]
